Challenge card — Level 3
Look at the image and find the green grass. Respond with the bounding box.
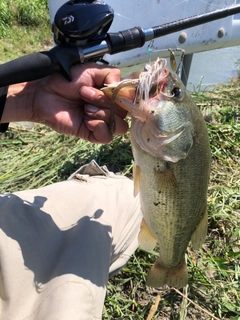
[0,0,52,62]
[0,1,240,319]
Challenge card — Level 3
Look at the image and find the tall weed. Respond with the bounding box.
[0,0,49,37]
[14,0,49,27]
[0,1,13,36]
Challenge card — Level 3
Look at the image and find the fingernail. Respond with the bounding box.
[80,86,95,99]
[85,104,99,114]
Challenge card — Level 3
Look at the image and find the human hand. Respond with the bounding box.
[32,62,128,143]
[3,63,128,143]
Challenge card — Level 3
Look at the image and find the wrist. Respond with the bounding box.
[0,86,9,132]
[1,82,36,123]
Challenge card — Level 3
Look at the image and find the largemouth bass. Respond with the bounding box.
[102,58,211,288]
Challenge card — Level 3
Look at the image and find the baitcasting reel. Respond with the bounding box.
[52,0,114,46]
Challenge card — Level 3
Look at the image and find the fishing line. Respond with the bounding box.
[114,3,167,26]
[170,0,190,9]
[146,42,185,74]
[195,0,232,10]
[113,12,134,22]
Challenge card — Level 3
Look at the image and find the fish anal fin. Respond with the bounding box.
[191,207,208,250]
[138,218,157,252]
[146,258,188,289]
[133,162,141,197]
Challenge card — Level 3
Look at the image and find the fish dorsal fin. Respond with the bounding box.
[191,207,208,250]
[138,218,157,252]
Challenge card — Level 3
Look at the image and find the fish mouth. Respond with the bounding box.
[101,59,171,121]
[102,83,148,122]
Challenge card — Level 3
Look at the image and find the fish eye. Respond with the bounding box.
[171,87,182,99]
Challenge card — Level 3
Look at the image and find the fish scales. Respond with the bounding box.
[131,119,209,265]
[101,58,211,288]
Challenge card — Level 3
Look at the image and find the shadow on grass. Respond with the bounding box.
[58,136,133,180]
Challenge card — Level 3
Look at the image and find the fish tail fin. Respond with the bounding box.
[191,207,208,250]
[146,257,188,289]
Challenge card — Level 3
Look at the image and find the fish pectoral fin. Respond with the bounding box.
[138,218,157,252]
[133,163,141,197]
[191,207,208,250]
[154,164,178,192]
[146,257,188,289]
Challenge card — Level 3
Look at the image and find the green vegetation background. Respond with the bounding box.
[0,0,51,62]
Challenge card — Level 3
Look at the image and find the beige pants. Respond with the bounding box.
[0,161,141,320]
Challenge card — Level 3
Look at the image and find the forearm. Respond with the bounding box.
[1,82,35,123]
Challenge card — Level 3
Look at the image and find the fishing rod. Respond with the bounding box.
[0,0,240,87]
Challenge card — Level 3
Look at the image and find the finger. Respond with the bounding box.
[84,104,129,136]
[84,117,113,144]
[80,86,127,119]
[70,63,121,88]
[81,63,121,87]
